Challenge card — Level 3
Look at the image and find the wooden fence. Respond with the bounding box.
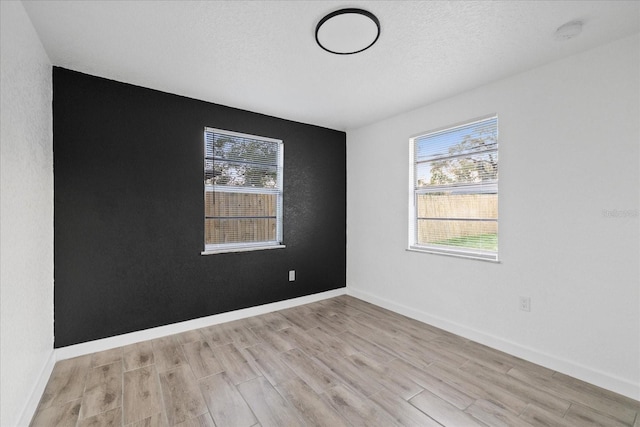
[204,192,497,246]
[205,191,276,245]
[417,194,498,243]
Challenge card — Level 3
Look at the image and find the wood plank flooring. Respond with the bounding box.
[31,295,639,426]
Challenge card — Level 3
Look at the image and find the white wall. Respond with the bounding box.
[347,34,639,399]
[0,1,54,425]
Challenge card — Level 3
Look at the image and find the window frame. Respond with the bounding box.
[202,127,285,255]
[408,115,499,262]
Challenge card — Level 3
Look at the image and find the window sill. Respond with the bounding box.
[201,244,286,255]
[407,246,500,263]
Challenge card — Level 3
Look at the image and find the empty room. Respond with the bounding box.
[1,1,638,426]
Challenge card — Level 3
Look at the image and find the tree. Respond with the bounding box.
[429,131,497,186]
[206,137,278,188]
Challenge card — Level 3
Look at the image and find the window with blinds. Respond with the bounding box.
[409,116,498,261]
[203,128,284,254]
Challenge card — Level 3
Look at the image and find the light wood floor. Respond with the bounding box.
[31,295,639,427]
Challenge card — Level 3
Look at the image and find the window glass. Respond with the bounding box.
[409,116,498,261]
[203,128,284,254]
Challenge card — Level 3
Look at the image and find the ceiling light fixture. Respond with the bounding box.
[315,8,380,55]
[554,20,583,41]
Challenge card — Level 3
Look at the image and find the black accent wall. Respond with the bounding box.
[53,68,346,347]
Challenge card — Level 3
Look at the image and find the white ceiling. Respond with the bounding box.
[23,0,640,131]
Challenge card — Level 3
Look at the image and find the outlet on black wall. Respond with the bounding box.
[53,68,346,347]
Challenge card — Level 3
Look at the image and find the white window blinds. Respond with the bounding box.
[409,116,498,261]
[204,128,284,253]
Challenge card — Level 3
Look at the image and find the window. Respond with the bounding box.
[409,116,498,261]
[203,128,284,254]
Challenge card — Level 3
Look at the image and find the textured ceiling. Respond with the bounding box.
[22,1,640,131]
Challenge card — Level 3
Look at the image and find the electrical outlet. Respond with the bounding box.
[519,296,531,312]
[289,270,295,281]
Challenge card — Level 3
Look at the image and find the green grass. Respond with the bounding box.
[433,233,497,251]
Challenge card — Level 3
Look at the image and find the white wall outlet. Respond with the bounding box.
[289,270,295,281]
[519,296,531,312]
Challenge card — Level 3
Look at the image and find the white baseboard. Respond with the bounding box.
[347,286,639,401]
[17,349,56,427]
[55,288,347,361]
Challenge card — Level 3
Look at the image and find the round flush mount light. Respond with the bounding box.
[554,20,583,41]
[315,8,380,55]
